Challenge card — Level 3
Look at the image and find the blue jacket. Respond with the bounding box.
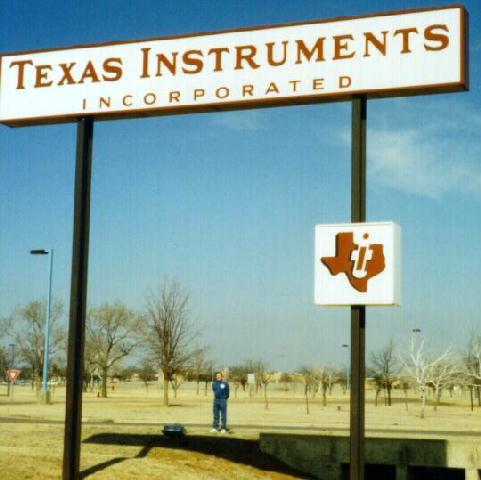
[212,380,229,399]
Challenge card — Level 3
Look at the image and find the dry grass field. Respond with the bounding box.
[1,381,480,479]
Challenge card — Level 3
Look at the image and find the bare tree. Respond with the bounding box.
[0,317,10,381]
[257,361,272,410]
[190,346,211,395]
[429,357,459,410]
[0,347,8,382]
[86,301,141,398]
[229,364,249,398]
[462,333,481,410]
[369,339,399,406]
[9,300,65,389]
[300,365,338,407]
[83,339,100,393]
[299,366,316,415]
[399,338,452,419]
[316,366,338,407]
[203,360,214,396]
[138,358,157,390]
[399,378,411,411]
[170,370,186,399]
[0,315,11,340]
[279,372,293,392]
[229,364,248,398]
[335,366,348,394]
[143,279,196,406]
[243,359,272,408]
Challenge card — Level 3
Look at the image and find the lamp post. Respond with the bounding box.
[30,248,54,404]
[411,328,421,345]
[342,344,350,391]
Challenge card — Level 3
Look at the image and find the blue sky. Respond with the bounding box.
[1,0,481,371]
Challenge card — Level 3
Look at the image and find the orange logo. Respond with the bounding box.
[321,232,385,292]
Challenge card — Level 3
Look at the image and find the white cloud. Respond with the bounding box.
[372,98,481,136]
[368,128,481,198]
[331,98,481,199]
[210,109,267,131]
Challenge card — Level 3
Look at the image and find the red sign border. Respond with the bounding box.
[7,369,21,382]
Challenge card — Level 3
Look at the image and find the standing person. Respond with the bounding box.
[211,371,229,433]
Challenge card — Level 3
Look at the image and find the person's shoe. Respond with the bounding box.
[210,428,218,433]
[220,429,227,433]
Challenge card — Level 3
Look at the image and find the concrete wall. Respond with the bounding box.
[260,434,481,480]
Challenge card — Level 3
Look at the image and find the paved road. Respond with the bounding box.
[0,416,480,437]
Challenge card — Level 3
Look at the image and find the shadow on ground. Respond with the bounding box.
[81,432,314,479]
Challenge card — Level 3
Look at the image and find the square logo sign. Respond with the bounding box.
[314,222,401,306]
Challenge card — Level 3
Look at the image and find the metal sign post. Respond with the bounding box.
[350,96,367,480]
[7,369,21,402]
[62,117,94,480]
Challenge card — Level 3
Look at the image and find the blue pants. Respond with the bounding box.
[213,398,227,430]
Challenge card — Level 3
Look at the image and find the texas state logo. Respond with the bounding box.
[314,222,401,306]
[321,231,385,292]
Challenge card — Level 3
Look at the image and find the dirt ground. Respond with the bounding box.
[0,423,314,480]
[0,381,480,479]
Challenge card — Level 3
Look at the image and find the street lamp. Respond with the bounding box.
[342,344,350,390]
[411,328,421,340]
[30,248,54,404]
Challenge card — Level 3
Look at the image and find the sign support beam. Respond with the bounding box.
[350,96,367,480]
[63,117,94,480]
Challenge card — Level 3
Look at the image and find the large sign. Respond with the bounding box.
[314,222,401,306]
[0,5,467,127]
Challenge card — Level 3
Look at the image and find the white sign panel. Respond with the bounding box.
[0,5,467,126]
[314,222,401,306]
